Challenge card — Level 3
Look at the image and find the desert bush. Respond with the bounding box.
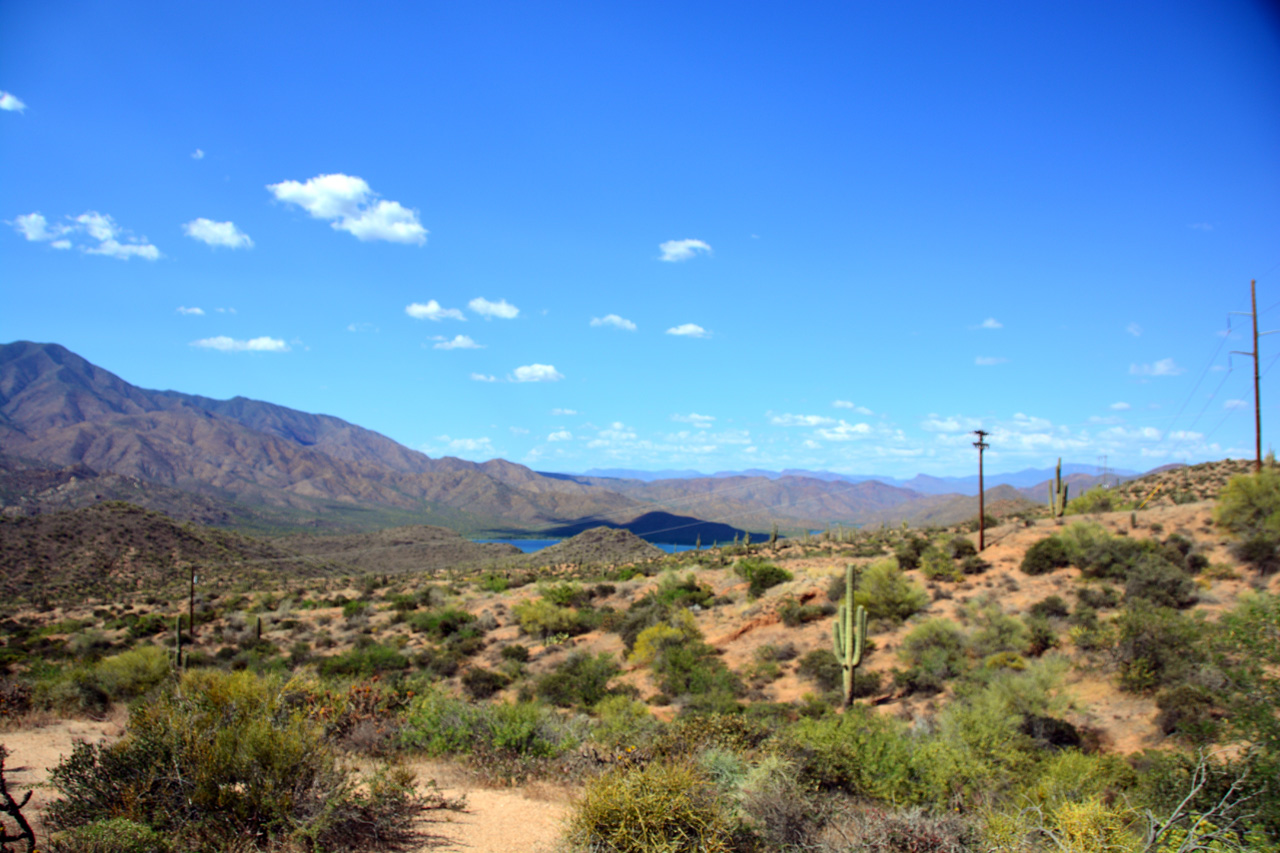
[1154,683,1217,743]
[818,805,976,853]
[565,760,733,853]
[591,695,660,749]
[511,598,595,640]
[500,643,530,662]
[406,607,476,639]
[782,707,915,801]
[920,546,961,581]
[45,669,426,851]
[1078,585,1122,610]
[319,642,409,677]
[1021,536,1073,575]
[778,596,831,626]
[400,688,577,760]
[461,666,510,699]
[734,557,793,598]
[1030,595,1071,619]
[1125,555,1197,609]
[536,651,620,709]
[93,645,170,700]
[1215,468,1280,539]
[541,581,589,608]
[1231,534,1280,573]
[896,619,967,694]
[1067,486,1130,515]
[855,558,929,623]
[949,536,978,560]
[1025,616,1059,656]
[797,649,842,693]
[48,817,171,853]
[895,535,929,571]
[1113,601,1203,692]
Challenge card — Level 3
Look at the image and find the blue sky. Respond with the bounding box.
[3,1,1279,478]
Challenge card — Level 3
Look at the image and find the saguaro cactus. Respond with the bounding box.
[833,563,869,709]
[1049,458,1069,518]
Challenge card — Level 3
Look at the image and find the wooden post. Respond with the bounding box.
[973,430,990,550]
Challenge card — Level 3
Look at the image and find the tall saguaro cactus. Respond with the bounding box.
[833,563,869,709]
[1049,457,1069,518]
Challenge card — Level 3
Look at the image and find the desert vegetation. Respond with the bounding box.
[0,460,1278,851]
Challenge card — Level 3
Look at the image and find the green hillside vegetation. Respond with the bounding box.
[0,462,1277,851]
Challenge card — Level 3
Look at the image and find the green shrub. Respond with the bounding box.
[797,649,842,693]
[734,558,793,598]
[1067,486,1130,514]
[536,651,619,709]
[406,607,476,639]
[400,688,575,759]
[777,596,830,626]
[93,646,170,700]
[1231,534,1280,573]
[45,670,425,851]
[591,695,659,749]
[920,546,961,581]
[1113,601,1203,692]
[1077,585,1122,610]
[318,642,409,677]
[1021,536,1072,575]
[1124,555,1197,609]
[565,760,733,853]
[541,581,588,608]
[949,536,978,560]
[896,619,967,694]
[341,600,369,619]
[461,666,510,699]
[781,708,914,801]
[1155,683,1217,743]
[500,643,530,662]
[855,558,929,623]
[895,535,929,571]
[511,598,595,640]
[1030,595,1070,619]
[1215,468,1280,539]
[49,817,170,853]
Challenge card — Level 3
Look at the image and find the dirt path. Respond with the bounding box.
[409,761,572,853]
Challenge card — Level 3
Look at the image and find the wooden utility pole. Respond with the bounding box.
[189,566,197,638]
[973,430,990,550]
[1231,280,1274,472]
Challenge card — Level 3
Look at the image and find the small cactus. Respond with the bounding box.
[1049,458,1069,517]
[833,563,869,709]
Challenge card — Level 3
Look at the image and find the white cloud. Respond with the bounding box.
[770,413,836,427]
[176,306,205,316]
[406,300,465,321]
[469,297,519,319]
[1224,399,1248,410]
[803,439,822,450]
[11,213,59,241]
[833,401,873,414]
[816,420,873,441]
[975,356,1007,366]
[921,414,982,433]
[547,430,573,442]
[191,336,289,352]
[267,173,427,245]
[1168,430,1203,441]
[470,373,497,382]
[590,313,636,331]
[672,413,715,426]
[551,408,578,416]
[215,307,236,314]
[666,323,709,338]
[510,426,530,435]
[1130,358,1184,377]
[183,218,253,249]
[978,318,1003,329]
[1109,402,1131,411]
[191,148,205,160]
[11,210,159,259]
[433,334,482,350]
[1127,322,1143,337]
[512,364,563,382]
[0,91,26,112]
[433,436,494,456]
[659,238,712,262]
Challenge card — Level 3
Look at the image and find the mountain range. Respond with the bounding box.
[0,341,1149,539]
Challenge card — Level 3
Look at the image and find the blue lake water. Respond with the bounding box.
[473,538,697,555]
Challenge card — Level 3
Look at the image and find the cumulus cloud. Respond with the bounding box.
[978,318,1002,329]
[816,420,872,441]
[975,356,1007,366]
[1127,322,1143,337]
[547,430,573,442]
[1224,399,1248,410]
[666,323,709,338]
[659,239,712,262]
[183,218,253,249]
[406,300,465,321]
[590,314,636,331]
[921,414,982,433]
[176,306,205,316]
[1109,402,1131,411]
[833,401,873,414]
[191,336,288,352]
[191,148,205,160]
[11,210,159,259]
[470,373,497,382]
[1130,358,1184,377]
[512,364,563,382]
[672,413,715,426]
[0,91,26,112]
[267,173,427,245]
[551,408,578,416]
[433,335,482,350]
[770,413,835,427]
[469,297,519,319]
